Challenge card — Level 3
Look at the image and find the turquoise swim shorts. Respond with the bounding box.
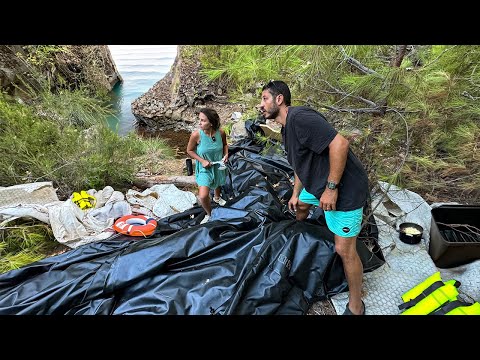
[298,188,363,238]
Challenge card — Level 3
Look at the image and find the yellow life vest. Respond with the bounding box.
[431,300,480,315]
[401,271,443,304]
[401,282,459,315]
[399,272,461,315]
[72,190,96,210]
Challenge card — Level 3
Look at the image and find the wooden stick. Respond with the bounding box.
[133,175,196,190]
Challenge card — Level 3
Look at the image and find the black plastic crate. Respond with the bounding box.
[429,205,480,268]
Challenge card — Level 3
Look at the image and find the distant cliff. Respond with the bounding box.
[131,45,243,132]
[0,45,122,98]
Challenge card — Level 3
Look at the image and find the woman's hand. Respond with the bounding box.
[201,159,211,168]
[222,154,228,163]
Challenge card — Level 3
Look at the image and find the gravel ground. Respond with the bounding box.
[307,299,337,315]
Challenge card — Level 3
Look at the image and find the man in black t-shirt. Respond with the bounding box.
[259,80,369,315]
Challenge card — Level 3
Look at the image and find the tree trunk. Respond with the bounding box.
[392,45,408,67]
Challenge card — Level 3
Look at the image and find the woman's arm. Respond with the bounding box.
[186,130,211,168]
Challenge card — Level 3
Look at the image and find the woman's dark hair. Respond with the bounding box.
[199,108,221,130]
[262,80,291,106]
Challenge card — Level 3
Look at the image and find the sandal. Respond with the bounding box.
[342,300,366,315]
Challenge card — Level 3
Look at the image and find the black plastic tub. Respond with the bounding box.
[429,205,480,268]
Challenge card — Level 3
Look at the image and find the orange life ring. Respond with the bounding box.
[113,214,157,237]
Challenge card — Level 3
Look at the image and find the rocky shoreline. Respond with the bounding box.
[131,46,245,133]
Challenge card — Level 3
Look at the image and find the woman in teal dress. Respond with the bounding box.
[186,108,229,223]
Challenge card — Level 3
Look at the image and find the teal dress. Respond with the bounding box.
[195,129,226,188]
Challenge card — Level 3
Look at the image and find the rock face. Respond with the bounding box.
[80,45,122,91]
[0,45,122,97]
[0,45,32,96]
[131,45,244,133]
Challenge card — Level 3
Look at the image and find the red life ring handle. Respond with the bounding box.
[113,214,157,237]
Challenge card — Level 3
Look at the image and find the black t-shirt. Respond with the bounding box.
[282,106,368,211]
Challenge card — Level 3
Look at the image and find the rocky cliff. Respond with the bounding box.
[131,45,244,132]
[0,45,122,98]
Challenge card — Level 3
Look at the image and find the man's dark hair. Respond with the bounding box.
[199,108,221,130]
[262,80,291,106]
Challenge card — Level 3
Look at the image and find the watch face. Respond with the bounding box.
[327,181,336,190]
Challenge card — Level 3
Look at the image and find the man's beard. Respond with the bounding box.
[264,103,280,120]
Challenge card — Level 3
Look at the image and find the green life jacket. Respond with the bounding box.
[399,272,460,315]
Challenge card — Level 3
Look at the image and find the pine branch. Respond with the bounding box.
[294,97,386,115]
[322,105,385,115]
[360,108,411,230]
[339,46,382,77]
[318,80,378,107]
[461,91,480,100]
[422,45,457,69]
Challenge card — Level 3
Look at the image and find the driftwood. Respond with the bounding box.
[134,175,196,190]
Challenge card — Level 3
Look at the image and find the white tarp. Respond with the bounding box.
[0,183,131,248]
[0,182,59,225]
[126,184,197,218]
[1,182,197,249]
[47,186,131,248]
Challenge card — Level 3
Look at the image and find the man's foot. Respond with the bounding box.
[213,197,226,206]
[200,214,210,224]
[342,300,365,315]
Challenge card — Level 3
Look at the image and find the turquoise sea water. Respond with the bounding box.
[107,45,177,135]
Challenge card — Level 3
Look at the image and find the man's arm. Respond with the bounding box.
[327,134,349,185]
[288,172,304,212]
[292,172,303,198]
[320,133,349,211]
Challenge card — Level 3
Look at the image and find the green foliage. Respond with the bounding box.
[38,87,114,128]
[0,46,181,272]
[0,220,57,274]
[199,45,305,99]
[63,126,143,192]
[110,134,174,183]
[254,133,284,157]
[14,66,114,128]
[197,45,480,202]
[0,94,174,198]
[223,122,233,137]
[0,250,45,274]
[24,45,69,68]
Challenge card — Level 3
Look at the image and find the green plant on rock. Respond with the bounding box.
[23,45,69,71]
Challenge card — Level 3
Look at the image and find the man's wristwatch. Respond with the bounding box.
[326,180,338,190]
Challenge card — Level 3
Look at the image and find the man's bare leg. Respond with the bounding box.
[335,235,364,314]
[295,201,311,221]
[296,200,363,313]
